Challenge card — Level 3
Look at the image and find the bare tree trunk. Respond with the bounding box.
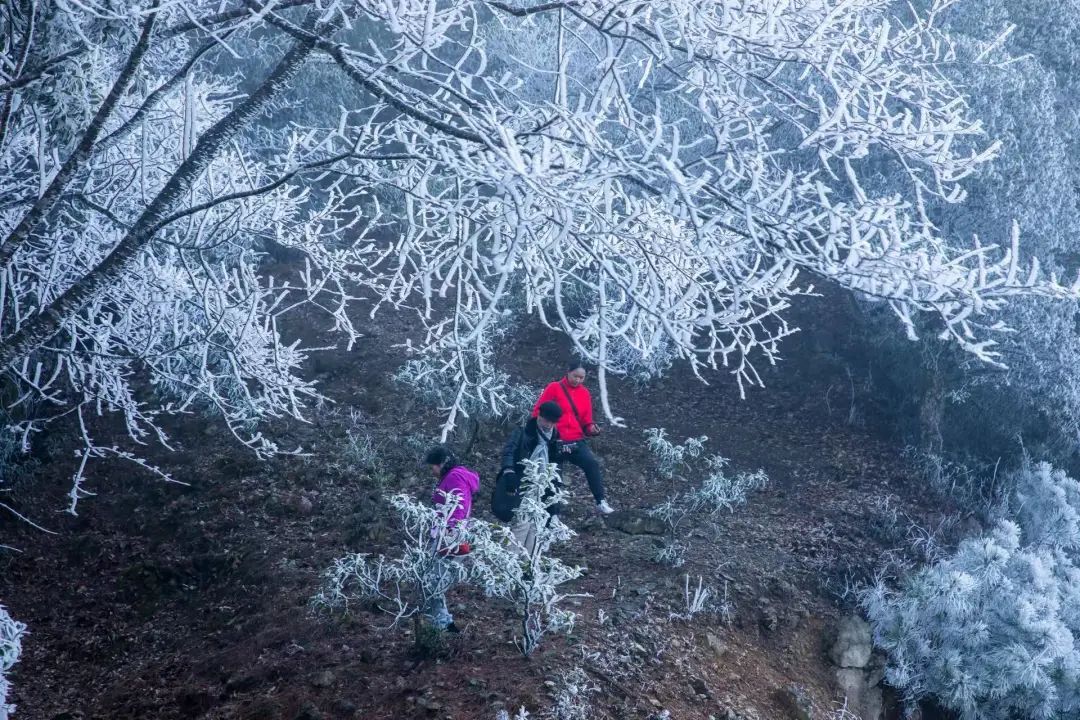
[0,10,337,371]
[0,1,160,268]
[919,348,946,456]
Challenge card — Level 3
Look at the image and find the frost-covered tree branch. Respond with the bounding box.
[260,0,1078,432]
[3,0,1077,506]
[0,1,368,511]
[0,603,25,720]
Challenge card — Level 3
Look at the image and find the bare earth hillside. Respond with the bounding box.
[3,298,955,720]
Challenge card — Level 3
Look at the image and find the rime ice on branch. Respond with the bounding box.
[0,1,1076,489]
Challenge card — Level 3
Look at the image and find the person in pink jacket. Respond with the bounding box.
[423,445,479,632]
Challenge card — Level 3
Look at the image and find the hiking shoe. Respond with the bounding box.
[595,499,615,515]
[444,622,461,634]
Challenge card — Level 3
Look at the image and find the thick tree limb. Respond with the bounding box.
[0,10,338,369]
[0,47,83,94]
[0,3,160,270]
[98,36,225,150]
[161,0,314,37]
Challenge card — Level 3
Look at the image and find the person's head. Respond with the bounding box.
[565,362,587,387]
[537,401,563,431]
[424,445,456,479]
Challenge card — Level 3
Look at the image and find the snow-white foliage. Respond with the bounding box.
[316,460,582,655]
[3,0,1076,503]
[313,491,467,625]
[864,461,1080,719]
[598,333,677,387]
[393,344,537,439]
[0,1,373,511]
[645,428,707,482]
[468,460,586,655]
[646,431,767,564]
[496,709,531,720]
[696,456,770,523]
[547,666,598,720]
[330,0,1080,435]
[677,574,712,619]
[0,604,25,720]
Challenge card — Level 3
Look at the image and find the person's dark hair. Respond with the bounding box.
[424,445,457,476]
[567,361,586,373]
[538,401,563,422]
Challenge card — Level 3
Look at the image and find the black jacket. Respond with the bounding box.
[500,417,560,492]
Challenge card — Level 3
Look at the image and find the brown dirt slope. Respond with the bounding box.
[2,299,950,720]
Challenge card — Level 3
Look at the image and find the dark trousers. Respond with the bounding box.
[560,441,605,503]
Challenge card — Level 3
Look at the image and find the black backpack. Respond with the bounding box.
[490,468,520,523]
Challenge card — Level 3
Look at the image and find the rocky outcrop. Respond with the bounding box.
[827,615,884,720]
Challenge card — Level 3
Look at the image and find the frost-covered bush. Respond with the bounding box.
[646,430,767,565]
[697,457,770,527]
[645,428,707,482]
[1,604,26,720]
[316,461,582,655]
[645,429,709,564]
[313,493,468,627]
[548,666,598,720]
[469,461,586,656]
[864,461,1080,718]
[496,710,532,720]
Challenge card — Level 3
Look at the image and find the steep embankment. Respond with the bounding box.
[3,299,952,720]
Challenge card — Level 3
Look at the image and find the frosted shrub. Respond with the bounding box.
[697,457,770,531]
[469,461,586,656]
[496,709,531,720]
[645,428,708,482]
[0,604,25,720]
[316,461,582,655]
[646,428,709,563]
[313,493,467,627]
[646,431,767,565]
[863,461,1080,719]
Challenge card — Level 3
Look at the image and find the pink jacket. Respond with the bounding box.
[432,466,480,527]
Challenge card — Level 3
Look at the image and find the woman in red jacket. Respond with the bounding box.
[532,362,614,514]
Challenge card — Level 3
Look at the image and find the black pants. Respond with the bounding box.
[560,441,605,503]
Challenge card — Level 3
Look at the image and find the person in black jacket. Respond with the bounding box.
[493,401,564,555]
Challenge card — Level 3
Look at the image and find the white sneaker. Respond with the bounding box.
[595,500,615,515]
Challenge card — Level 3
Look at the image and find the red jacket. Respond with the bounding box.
[532,378,595,442]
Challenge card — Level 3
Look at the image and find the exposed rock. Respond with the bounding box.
[603,510,666,535]
[829,615,873,668]
[332,699,358,715]
[294,494,315,516]
[688,676,711,698]
[758,598,779,634]
[836,668,883,720]
[310,669,335,688]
